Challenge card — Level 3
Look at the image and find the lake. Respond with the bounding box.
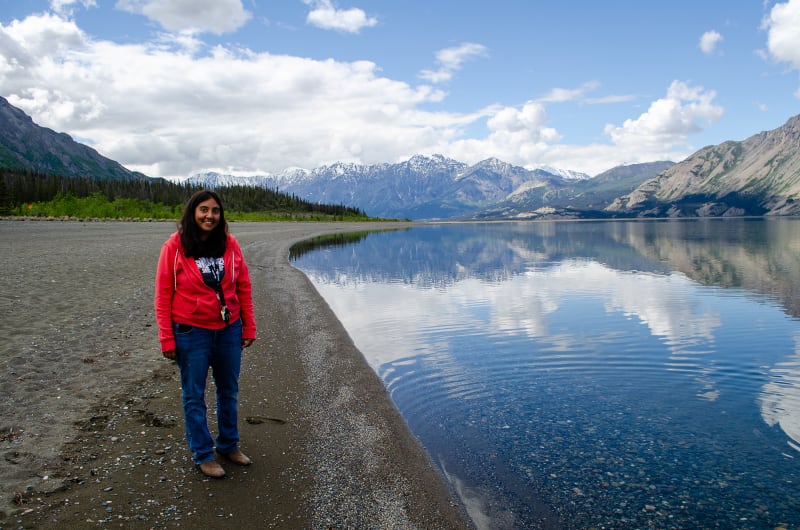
[290,218,800,529]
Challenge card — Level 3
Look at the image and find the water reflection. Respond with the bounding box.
[760,335,800,453]
[291,219,800,528]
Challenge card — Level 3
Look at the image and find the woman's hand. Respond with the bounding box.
[163,349,177,360]
[242,338,255,349]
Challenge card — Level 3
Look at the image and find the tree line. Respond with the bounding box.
[0,167,370,220]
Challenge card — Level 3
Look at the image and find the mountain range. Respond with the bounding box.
[606,114,800,217]
[0,96,148,182]
[187,157,675,220]
[2,94,799,220]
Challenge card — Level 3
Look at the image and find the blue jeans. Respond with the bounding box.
[173,319,243,464]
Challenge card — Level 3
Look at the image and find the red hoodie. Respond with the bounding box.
[154,231,256,352]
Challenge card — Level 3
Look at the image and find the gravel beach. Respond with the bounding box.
[0,219,471,529]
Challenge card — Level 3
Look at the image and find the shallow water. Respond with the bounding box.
[291,219,800,529]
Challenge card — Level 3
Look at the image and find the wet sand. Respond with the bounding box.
[0,219,471,528]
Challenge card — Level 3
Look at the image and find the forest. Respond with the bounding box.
[0,167,373,221]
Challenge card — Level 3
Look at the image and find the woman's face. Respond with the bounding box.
[194,197,221,237]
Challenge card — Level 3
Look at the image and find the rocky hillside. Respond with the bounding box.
[606,115,800,217]
[475,161,675,219]
[0,96,148,181]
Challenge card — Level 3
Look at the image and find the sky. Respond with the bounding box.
[1,0,799,179]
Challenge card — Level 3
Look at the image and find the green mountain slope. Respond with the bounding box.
[0,96,148,181]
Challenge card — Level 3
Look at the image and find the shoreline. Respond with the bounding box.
[1,219,470,528]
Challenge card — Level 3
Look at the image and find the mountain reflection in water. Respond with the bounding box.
[291,219,800,529]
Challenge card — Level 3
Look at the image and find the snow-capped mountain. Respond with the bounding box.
[185,155,663,220]
[187,172,273,188]
[535,165,591,180]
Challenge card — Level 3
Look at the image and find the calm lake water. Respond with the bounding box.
[290,219,800,530]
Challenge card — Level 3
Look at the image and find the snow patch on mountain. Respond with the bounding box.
[535,165,591,180]
[184,154,657,220]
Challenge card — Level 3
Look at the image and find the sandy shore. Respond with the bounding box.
[0,219,471,528]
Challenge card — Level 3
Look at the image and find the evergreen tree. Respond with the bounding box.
[0,177,11,215]
[0,166,371,220]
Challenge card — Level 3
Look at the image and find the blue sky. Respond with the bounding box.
[1,1,798,178]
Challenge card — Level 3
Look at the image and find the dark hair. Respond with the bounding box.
[179,189,228,258]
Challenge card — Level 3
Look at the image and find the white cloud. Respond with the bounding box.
[537,81,600,103]
[764,0,800,80]
[419,42,488,84]
[440,80,723,175]
[0,13,87,68]
[0,12,726,179]
[304,0,377,33]
[604,81,724,149]
[534,82,635,106]
[585,94,637,104]
[115,0,251,35]
[699,29,723,54]
[444,100,560,164]
[0,14,449,177]
[50,0,96,15]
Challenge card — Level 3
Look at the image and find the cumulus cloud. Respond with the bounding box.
[0,13,451,177]
[442,99,560,170]
[0,11,726,179]
[440,80,724,175]
[304,0,377,33]
[604,81,724,149]
[0,13,87,69]
[419,42,488,83]
[764,0,800,78]
[116,0,251,35]
[699,30,723,54]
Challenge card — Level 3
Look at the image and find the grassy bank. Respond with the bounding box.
[11,192,385,222]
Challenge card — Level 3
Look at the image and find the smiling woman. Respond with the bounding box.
[179,190,229,258]
[194,196,221,237]
[154,189,257,478]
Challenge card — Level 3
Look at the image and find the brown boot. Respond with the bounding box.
[218,449,252,466]
[198,460,226,478]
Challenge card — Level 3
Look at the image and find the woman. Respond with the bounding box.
[154,190,257,478]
